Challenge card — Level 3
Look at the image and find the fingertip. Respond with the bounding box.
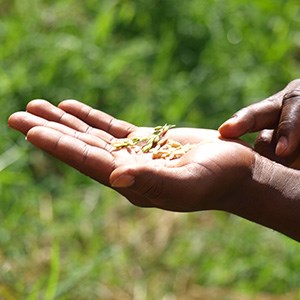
[7,112,32,135]
[275,134,299,158]
[7,112,22,128]
[218,119,234,137]
[26,126,42,143]
[58,99,80,110]
[218,116,243,138]
[275,136,288,157]
[26,126,60,148]
[26,99,49,112]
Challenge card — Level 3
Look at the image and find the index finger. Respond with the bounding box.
[219,93,283,138]
[219,80,300,138]
[26,99,115,143]
[58,99,137,138]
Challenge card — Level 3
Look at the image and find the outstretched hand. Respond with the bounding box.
[8,99,254,212]
[219,79,300,167]
[9,99,300,241]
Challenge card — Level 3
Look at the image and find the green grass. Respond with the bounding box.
[1,0,300,299]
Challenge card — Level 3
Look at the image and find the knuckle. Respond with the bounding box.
[254,132,275,156]
[287,79,300,89]
[255,130,274,144]
[283,90,300,102]
[81,144,90,163]
[281,90,300,131]
[278,119,297,136]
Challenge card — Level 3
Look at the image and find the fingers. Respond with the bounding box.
[218,79,300,159]
[254,129,300,168]
[26,126,114,185]
[218,94,282,138]
[8,111,47,135]
[26,99,114,142]
[8,111,113,151]
[220,91,300,158]
[254,129,282,163]
[275,90,300,156]
[25,98,137,139]
[218,80,300,138]
[58,99,137,138]
[26,99,90,132]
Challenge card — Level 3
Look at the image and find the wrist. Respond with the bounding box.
[228,153,300,241]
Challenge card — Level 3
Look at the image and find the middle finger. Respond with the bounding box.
[26,99,114,143]
[8,111,114,151]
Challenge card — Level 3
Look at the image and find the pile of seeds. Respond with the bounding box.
[150,138,193,160]
[112,124,193,160]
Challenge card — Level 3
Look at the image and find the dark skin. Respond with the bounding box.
[8,99,253,212]
[219,79,300,168]
[7,86,300,241]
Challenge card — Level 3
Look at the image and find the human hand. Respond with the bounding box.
[9,99,300,241]
[8,99,254,212]
[218,79,300,167]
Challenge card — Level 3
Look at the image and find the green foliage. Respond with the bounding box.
[1,0,300,298]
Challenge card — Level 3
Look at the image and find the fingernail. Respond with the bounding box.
[219,116,240,134]
[275,136,288,156]
[111,174,135,188]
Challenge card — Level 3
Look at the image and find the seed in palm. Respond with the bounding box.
[112,124,192,160]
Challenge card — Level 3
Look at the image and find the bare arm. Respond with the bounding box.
[8,99,300,241]
[226,153,300,241]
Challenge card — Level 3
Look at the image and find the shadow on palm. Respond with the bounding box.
[111,127,254,211]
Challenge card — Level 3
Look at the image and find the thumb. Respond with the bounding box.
[110,165,136,188]
[109,164,192,210]
[110,164,177,197]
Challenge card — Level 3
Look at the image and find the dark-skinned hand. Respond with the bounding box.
[219,79,300,168]
[8,99,254,212]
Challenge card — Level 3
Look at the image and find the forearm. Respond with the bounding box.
[227,154,300,241]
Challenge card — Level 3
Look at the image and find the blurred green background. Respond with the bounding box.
[1,0,300,299]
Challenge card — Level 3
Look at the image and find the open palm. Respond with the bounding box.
[8,100,254,212]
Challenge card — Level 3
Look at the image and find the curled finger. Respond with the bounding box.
[276,89,300,157]
[219,97,282,138]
